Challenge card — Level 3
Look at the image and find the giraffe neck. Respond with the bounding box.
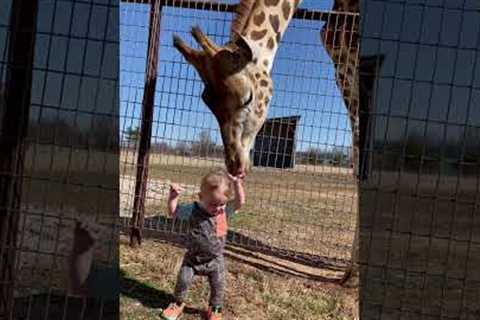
[240,0,302,73]
[322,0,360,176]
[333,0,359,12]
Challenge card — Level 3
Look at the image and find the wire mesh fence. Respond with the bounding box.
[119,0,358,268]
[0,0,119,318]
[359,1,480,319]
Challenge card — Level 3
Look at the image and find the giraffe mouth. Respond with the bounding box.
[224,147,250,177]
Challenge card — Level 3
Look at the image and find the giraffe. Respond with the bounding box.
[172,0,302,176]
[320,0,360,285]
[173,0,361,283]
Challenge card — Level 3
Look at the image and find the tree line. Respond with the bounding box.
[122,126,352,167]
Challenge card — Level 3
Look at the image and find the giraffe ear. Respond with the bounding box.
[232,31,261,63]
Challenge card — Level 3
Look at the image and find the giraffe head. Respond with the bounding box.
[173,1,301,176]
[173,28,272,176]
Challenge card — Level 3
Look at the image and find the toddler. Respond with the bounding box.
[160,169,245,320]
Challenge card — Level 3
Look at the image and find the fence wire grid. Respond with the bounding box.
[1,0,119,318]
[360,1,480,319]
[119,0,358,269]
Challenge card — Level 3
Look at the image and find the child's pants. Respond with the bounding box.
[174,255,225,307]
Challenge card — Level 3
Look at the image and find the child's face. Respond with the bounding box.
[199,182,229,215]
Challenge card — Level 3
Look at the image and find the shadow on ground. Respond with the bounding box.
[119,268,203,316]
[121,215,349,285]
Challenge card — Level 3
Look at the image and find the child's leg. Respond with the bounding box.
[173,261,195,304]
[207,257,226,308]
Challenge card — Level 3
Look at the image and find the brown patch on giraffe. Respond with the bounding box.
[263,59,269,67]
[255,73,261,79]
[253,12,265,26]
[260,80,268,87]
[262,70,268,76]
[264,0,280,6]
[267,37,275,50]
[264,97,270,105]
[250,29,268,40]
[282,1,291,20]
[258,91,264,101]
[247,73,256,83]
[269,14,280,34]
[268,87,273,94]
[253,58,258,64]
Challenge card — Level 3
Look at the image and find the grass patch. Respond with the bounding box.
[121,154,357,260]
[120,236,358,320]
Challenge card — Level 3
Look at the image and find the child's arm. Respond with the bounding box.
[228,175,246,211]
[168,183,184,217]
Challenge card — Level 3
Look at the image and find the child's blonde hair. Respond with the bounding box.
[200,168,233,198]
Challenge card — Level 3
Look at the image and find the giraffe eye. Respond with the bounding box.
[242,90,253,106]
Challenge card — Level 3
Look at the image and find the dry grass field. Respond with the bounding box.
[120,151,359,319]
[120,152,357,260]
[119,236,358,320]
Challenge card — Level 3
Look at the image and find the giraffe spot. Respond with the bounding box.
[260,80,268,87]
[264,97,270,105]
[263,59,269,67]
[268,87,273,94]
[253,58,258,64]
[255,73,261,79]
[265,0,280,6]
[269,14,280,33]
[250,29,268,40]
[267,37,275,50]
[282,1,291,20]
[276,31,281,44]
[253,11,265,26]
[262,70,268,76]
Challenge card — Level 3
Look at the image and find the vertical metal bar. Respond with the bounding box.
[129,0,162,247]
[0,0,38,315]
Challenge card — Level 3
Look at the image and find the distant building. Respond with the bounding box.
[251,115,300,169]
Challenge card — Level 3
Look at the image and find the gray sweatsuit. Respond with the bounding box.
[173,201,235,307]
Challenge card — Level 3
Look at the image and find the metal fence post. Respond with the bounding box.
[130,0,163,247]
[0,0,38,315]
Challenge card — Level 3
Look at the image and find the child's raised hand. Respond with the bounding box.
[169,183,185,198]
[226,172,245,183]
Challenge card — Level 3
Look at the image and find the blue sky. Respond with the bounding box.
[119,1,352,152]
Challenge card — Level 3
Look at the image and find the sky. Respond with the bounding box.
[119,0,352,153]
[360,1,480,149]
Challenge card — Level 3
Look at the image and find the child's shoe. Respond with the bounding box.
[160,302,185,320]
[205,306,223,320]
